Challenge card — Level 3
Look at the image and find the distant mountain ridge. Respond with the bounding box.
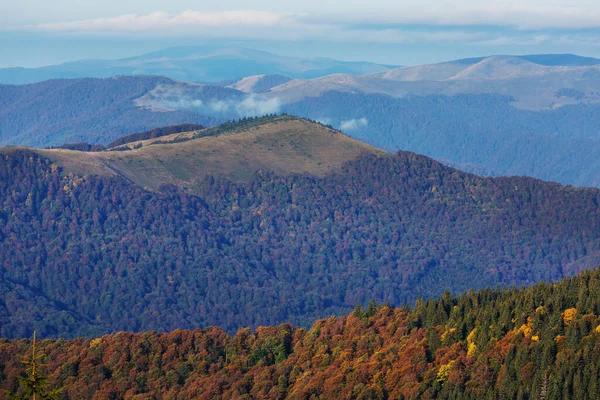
[227,74,293,93]
[269,54,600,109]
[448,54,600,67]
[263,54,600,187]
[0,46,396,85]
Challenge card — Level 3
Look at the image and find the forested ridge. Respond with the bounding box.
[1,147,600,339]
[0,77,225,147]
[284,91,600,187]
[105,123,205,148]
[3,268,600,399]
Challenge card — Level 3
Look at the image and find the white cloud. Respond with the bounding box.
[205,96,281,116]
[7,5,600,51]
[21,4,600,36]
[34,10,289,32]
[316,28,485,44]
[207,100,229,113]
[236,96,281,116]
[474,34,551,46]
[340,118,368,131]
[17,10,492,45]
[556,35,600,47]
[314,2,600,30]
[141,85,281,117]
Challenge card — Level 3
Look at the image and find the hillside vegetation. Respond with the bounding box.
[0,118,599,339]
[105,123,205,149]
[19,116,385,187]
[2,268,600,399]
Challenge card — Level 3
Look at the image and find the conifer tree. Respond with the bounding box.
[5,331,64,400]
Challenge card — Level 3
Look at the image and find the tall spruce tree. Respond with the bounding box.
[5,331,63,400]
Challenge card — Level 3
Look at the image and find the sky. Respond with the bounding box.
[2,0,600,67]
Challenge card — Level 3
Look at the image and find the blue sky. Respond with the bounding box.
[2,0,600,67]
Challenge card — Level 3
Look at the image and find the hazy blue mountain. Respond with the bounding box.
[518,54,600,66]
[262,54,600,187]
[0,46,396,85]
[0,76,236,147]
[449,54,600,67]
[269,54,600,110]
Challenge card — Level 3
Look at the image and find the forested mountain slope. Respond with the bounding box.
[284,92,600,187]
[0,76,229,147]
[3,268,600,399]
[1,118,599,339]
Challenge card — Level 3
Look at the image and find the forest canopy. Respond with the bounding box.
[2,267,600,399]
[0,147,599,339]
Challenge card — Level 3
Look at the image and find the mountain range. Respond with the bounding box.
[1,117,599,340]
[269,54,600,110]
[2,52,600,188]
[0,46,396,85]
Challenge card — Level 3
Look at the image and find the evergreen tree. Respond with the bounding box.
[5,332,64,400]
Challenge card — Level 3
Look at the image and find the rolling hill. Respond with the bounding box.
[26,115,385,188]
[2,267,600,399]
[1,117,600,340]
[0,46,395,85]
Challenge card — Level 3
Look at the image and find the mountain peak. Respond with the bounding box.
[227,74,292,93]
[518,53,600,67]
[16,116,386,189]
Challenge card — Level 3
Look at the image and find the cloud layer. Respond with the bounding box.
[35,10,288,32]
[6,5,600,54]
[19,3,600,34]
[320,2,600,30]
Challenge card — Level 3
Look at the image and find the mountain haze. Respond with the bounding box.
[0,46,395,85]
